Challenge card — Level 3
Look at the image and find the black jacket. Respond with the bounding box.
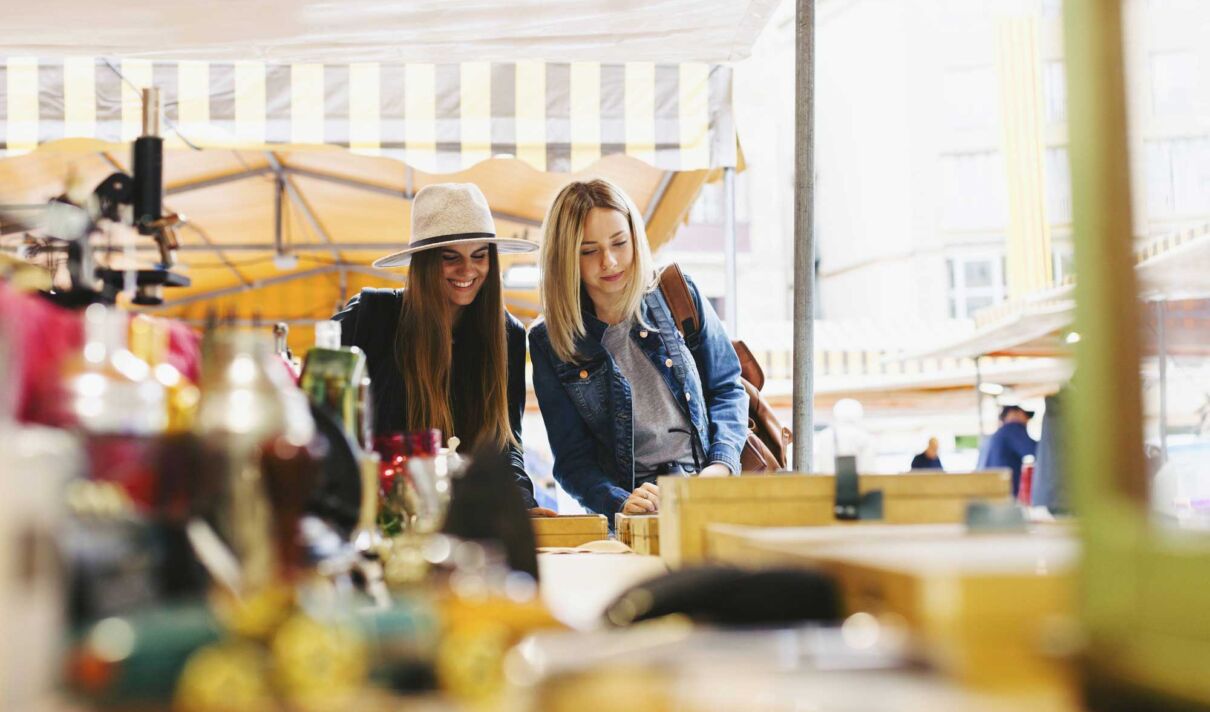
[333,288,536,508]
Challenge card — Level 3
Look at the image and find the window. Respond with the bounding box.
[1045,147,1072,224]
[940,152,1009,231]
[1042,61,1067,124]
[942,66,998,131]
[947,254,1007,319]
[1146,136,1210,219]
[1041,0,1062,17]
[1150,51,1198,118]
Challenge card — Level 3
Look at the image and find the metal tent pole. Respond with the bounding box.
[722,166,739,335]
[792,0,816,472]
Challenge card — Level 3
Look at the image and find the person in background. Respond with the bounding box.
[910,437,943,470]
[528,178,749,517]
[333,183,551,513]
[978,405,1038,496]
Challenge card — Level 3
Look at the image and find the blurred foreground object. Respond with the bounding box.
[602,566,841,627]
[0,424,80,710]
[195,326,315,594]
[0,280,199,427]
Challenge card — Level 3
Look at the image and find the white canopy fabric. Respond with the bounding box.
[0,0,780,65]
[0,58,736,172]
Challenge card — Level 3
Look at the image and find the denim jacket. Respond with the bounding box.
[529,272,749,516]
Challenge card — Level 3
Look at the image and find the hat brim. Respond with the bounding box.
[372,236,539,268]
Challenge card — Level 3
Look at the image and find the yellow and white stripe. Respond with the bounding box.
[0,58,736,173]
[290,63,324,146]
[119,59,152,142]
[569,62,601,172]
[625,62,656,166]
[459,62,491,168]
[5,58,39,154]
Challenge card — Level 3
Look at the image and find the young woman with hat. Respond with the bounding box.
[334,183,545,510]
[528,178,749,517]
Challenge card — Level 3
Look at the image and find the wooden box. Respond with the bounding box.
[532,514,609,548]
[614,513,660,555]
[703,522,1076,689]
[658,470,1011,567]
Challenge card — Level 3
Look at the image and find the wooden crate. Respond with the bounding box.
[532,514,609,548]
[614,513,660,555]
[658,470,1011,567]
[702,522,1076,689]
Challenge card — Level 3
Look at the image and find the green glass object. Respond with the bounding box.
[299,321,368,449]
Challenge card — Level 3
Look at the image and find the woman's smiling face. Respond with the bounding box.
[440,241,491,310]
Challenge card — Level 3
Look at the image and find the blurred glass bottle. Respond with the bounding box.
[64,304,166,434]
[298,320,368,450]
[195,327,315,593]
[1,317,81,710]
[62,304,167,509]
[128,314,199,432]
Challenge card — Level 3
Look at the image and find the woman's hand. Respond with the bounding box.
[699,463,731,477]
[622,483,660,513]
[528,507,559,517]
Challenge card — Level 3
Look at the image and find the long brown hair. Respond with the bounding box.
[395,244,516,450]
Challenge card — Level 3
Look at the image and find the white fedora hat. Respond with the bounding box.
[373,183,538,268]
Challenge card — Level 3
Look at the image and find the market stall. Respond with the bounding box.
[0,3,788,710]
[0,49,746,349]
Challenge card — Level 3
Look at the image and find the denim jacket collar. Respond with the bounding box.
[578,288,658,345]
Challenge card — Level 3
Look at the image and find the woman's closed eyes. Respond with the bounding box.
[580,237,629,256]
[443,249,489,262]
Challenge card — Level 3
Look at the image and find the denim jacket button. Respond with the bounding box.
[685,392,692,402]
[579,370,588,379]
[665,358,674,367]
[639,330,649,338]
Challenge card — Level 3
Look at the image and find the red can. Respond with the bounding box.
[1018,458,1035,505]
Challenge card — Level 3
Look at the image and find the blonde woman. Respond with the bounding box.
[334,183,544,510]
[529,179,749,516]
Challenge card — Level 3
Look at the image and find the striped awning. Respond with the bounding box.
[0,58,737,173]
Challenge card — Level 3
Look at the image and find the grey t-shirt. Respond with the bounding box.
[601,318,697,476]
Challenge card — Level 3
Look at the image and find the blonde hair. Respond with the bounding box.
[396,245,517,450]
[539,178,656,363]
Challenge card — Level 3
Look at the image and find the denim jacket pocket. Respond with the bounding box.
[554,357,613,433]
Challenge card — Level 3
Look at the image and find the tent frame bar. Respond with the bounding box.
[265,151,347,299]
[165,165,274,195]
[792,0,816,472]
[644,171,674,224]
[160,161,545,229]
[140,263,407,313]
[141,265,344,311]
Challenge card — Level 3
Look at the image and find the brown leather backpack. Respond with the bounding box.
[658,264,793,472]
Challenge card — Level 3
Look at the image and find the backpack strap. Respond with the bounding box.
[658,263,700,338]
